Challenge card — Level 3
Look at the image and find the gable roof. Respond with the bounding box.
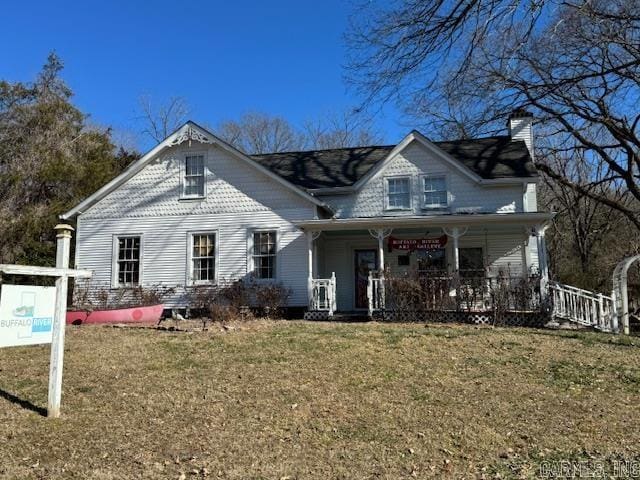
[60,121,330,220]
[252,135,537,191]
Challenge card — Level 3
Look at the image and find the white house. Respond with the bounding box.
[61,110,553,317]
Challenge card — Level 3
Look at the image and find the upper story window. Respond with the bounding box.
[190,233,216,284]
[183,154,205,198]
[386,176,411,210]
[115,236,141,287]
[422,175,448,208]
[252,231,277,279]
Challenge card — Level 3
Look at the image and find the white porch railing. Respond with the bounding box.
[310,272,336,316]
[367,271,385,317]
[550,281,616,332]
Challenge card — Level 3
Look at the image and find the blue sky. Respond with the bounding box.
[0,0,406,150]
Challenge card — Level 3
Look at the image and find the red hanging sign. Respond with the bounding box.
[388,235,448,251]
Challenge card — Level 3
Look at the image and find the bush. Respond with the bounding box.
[72,280,175,312]
[254,282,292,319]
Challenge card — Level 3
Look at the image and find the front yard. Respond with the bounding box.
[1,321,640,479]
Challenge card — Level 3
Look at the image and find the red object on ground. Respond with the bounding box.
[66,304,164,325]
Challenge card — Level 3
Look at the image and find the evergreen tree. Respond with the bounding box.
[0,53,137,265]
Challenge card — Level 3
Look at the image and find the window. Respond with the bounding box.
[417,248,447,275]
[183,155,205,198]
[459,247,484,278]
[252,231,277,279]
[191,233,216,283]
[386,177,411,209]
[116,236,141,287]
[423,175,448,208]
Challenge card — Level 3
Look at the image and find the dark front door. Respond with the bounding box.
[354,249,378,309]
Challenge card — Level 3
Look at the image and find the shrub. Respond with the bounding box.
[255,282,291,319]
[71,280,175,311]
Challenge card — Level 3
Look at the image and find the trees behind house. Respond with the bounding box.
[347,0,640,231]
[0,54,137,265]
[137,95,190,144]
[216,110,382,154]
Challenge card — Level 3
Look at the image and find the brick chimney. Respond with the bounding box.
[508,109,534,157]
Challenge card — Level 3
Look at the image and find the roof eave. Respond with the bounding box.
[294,212,555,231]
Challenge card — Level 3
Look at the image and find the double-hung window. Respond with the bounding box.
[252,231,277,279]
[191,233,216,284]
[386,176,411,210]
[116,236,141,287]
[183,154,205,198]
[422,175,448,208]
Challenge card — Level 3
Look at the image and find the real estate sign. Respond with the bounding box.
[0,284,56,348]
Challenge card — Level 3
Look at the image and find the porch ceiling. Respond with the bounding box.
[294,212,554,232]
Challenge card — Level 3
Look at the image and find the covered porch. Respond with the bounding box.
[296,213,553,318]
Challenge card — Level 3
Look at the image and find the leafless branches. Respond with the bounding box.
[347,0,640,230]
[137,95,190,143]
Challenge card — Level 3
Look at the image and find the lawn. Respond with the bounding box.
[2,321,640,479]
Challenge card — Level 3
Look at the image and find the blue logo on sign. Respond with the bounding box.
[31,317,52,333]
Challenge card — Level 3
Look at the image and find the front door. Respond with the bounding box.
[354,249,378,309]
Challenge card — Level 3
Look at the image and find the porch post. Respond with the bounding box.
[452,227,460,272]
[536,225,549,299]
[377,229,385,272]
[307,231,314,309]
[443,227,467,273]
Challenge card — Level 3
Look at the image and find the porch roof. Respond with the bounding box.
[294,212,554,232]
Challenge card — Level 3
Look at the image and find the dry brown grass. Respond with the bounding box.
[1,321,640,479]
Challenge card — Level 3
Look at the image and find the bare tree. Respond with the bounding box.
[347,0,640,230]
[216,112,304,154]
[216,110,382,154]
[302,109,382,149]
[137,95,190,143]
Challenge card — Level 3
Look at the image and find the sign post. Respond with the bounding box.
[47,224,73,418]
[0,224,92,418]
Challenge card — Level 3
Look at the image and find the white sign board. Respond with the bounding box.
[0,285,56,348]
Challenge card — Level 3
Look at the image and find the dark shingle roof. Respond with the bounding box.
[251,135,536,190]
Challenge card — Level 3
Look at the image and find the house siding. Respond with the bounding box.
[319,142,526,218]
[81,144,310,220]
[76,211,311,307]
[75,143,316,307]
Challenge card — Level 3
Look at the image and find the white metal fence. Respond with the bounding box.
[550,281,616,332]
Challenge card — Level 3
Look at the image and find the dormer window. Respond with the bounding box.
[422,175,448,209]
[385,176,411,210]
[183,154,205,198]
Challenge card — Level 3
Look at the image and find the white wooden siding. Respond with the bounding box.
[81,144,310,220]
[76,142,316,307]
[319,142,525,218]
[76,210,311,307]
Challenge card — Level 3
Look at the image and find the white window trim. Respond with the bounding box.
[180,151,208,200]
[186,230,219,286]
[421,173,449,210]
[111,234,144,288]
[384,175,413,211]
[247,228,280,281]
